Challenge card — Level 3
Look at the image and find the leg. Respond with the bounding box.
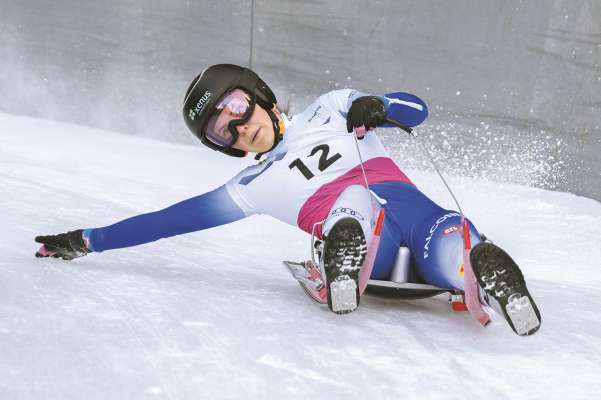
[410,208,541,335]
[409,210,482,290]
[364,182,541,334]
[322,185,373,314]
[370,217,403,280]
[369,181,455,283]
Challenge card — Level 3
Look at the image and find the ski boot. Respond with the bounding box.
[322,217,367,314]
[470,241,541,336]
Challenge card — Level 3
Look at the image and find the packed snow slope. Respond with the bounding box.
[1,113,600,400]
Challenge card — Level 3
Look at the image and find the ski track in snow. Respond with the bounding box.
[1,113,600,399]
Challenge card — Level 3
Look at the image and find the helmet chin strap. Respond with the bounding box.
[254,105,285,160]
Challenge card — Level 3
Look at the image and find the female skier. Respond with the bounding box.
[34,64,541,335]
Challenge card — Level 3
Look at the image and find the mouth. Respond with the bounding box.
[251,128,260,144]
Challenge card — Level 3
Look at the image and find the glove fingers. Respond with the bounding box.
[355,112,366,127]
[348,114,363,132]
[366,115,378,129]
[35,235,61,246]
[347,96,385,133]
[35,235,50,244]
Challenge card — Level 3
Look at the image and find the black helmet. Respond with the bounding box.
[182,64,280,157]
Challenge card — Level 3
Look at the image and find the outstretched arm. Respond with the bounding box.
[35,185,246,258]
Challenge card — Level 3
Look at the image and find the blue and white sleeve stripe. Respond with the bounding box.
[381,92,428,127]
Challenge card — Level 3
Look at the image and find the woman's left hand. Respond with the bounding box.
[346,96,386,136]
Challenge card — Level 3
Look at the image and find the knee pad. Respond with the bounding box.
[322,185,374,239]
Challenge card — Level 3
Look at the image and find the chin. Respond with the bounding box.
[256,135,274,153]
[263,139,275,152]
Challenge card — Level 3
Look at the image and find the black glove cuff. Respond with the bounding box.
[67,229,90,254]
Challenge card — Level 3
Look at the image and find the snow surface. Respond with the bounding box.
[1,113,600,399]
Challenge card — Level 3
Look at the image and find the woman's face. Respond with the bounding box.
[231,104,275,154]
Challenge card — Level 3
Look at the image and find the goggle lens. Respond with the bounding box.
[204,89,253,148]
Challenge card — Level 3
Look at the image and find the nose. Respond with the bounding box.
[236,123,250,136]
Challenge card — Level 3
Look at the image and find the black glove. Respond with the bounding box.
[346,96,386,133]
[35,229,90,260]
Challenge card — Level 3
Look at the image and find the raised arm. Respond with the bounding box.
[319,89,428,137]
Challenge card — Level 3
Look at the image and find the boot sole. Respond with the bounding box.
[323,218,367,314]
[470,242,541,336]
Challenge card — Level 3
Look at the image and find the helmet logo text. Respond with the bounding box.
[189,91,211,121]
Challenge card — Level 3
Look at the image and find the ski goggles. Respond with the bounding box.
[203,89,255,148]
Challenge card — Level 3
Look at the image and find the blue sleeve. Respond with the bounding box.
[84,185,245,253]
[380,92,429,127]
